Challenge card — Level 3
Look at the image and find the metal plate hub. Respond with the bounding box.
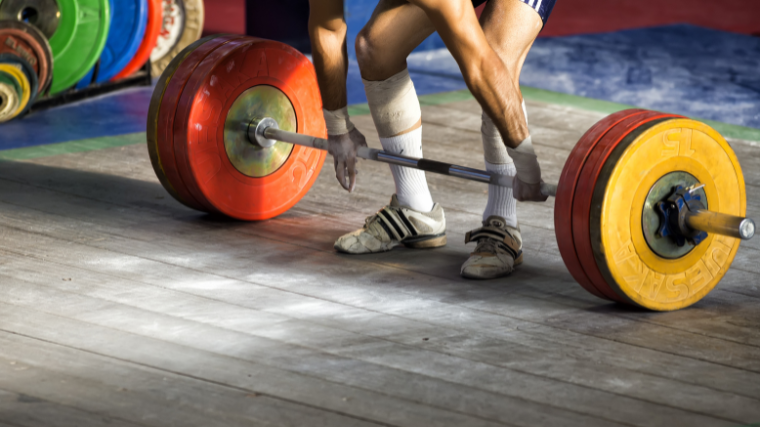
[0,0,60,38]
[642,171,707,259]
[223,85,295,178]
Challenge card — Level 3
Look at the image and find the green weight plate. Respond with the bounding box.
[48,0,110,95]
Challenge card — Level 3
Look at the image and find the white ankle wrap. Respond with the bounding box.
[323,106,356,136]
[362,69,421,138]
[507,136,542,184]
[481,100,529,165]
[481,112,511,164]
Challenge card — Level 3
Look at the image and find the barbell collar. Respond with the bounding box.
[685,209,756,240]
[249,117,279,149]
[256,120,557,198]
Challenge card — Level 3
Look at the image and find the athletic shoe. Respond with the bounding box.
[334,194,446,254]
[460,215,523,279]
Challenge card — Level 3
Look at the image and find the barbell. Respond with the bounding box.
[147,34,755,311]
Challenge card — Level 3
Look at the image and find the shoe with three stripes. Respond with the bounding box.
[460,216,523,279]
[334,194,447,254]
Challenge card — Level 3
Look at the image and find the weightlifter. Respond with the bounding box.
[309,0,555,279]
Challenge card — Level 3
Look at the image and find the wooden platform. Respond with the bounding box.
[1,99,759,427]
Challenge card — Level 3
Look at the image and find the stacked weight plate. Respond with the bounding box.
[555,109,746,311]
[0,60,22,122]
[148,34,326,220]
[150,0,204,77]
[47,0,110,94]
[113,0,163,80]
[76,0,148,87]
[0,20,47,121]
[107,0,206,81]
[0,0,204,122]
[0,20,52,94]
[0,0,109,96]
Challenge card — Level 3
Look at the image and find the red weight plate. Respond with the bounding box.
[174,38,327,220]
[156,33,248,213]
[0,21,53,95]
[555,109,648,300]
[113,0,163,80]
[572,111,684,304]
[148,34,237,210]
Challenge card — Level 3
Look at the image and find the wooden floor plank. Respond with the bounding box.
[0,226,755,425]
[1,191,760,392]
[3,200,758,376]
[0,272,676,427]
[0,334,390,427]
[0,389,145,427]
[0,99,758,426]
[0,306,507,427]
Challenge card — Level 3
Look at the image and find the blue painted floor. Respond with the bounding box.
[404,24,760,129]
[0,86,154,148]
[1,24,758,150]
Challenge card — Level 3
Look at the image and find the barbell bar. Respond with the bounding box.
[250,117,755,241]
[249,117,558,196]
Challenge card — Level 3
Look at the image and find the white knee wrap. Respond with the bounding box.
[362,69,421,138]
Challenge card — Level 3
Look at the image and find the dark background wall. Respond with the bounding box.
[203,0,760,54]
[541,0,760,37]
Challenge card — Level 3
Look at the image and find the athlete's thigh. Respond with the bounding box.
[359,0,434,70]
[480,0,544,82]
[308,0,344,28]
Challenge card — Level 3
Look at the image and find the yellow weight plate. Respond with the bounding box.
[0,81,20,122]
[593,118,745,311]
[0,63,29,119]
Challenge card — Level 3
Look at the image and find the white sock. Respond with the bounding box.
[479,100,526,228]
[380,127,434,212]
[483,161,518,228]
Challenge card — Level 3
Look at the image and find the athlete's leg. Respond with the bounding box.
[355,1,437,212]
[461,0,544,279]
[404,0,529,147]
[356,0,435,85]
[334,0,447,254]
[479,0,541,226]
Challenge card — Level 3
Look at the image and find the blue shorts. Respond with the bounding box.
[472,0,556,26]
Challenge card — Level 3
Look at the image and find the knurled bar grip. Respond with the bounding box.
[260,125,558,197]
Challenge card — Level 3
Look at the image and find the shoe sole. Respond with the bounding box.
[404,234,447,249]
[515,252,524,266]
[460,252,524,280]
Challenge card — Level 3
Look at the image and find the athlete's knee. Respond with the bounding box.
[356,26,407,80]
[355,27,378,70]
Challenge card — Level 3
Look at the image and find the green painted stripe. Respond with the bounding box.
[519,86,760,142]
[352,86,760,142]
[2,86,758,161]
[346,103,370,117]
[0,132,146,161]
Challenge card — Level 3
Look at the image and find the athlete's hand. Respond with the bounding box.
[512,176,548,202]
[328,128,368,192]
